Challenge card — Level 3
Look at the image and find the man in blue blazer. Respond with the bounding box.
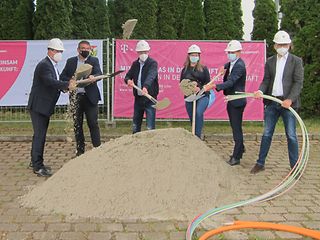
[124,40,159,133]
[213,40,247,166]
[28,38,76,177]
[60,40,102,156]
[250,30,304,174]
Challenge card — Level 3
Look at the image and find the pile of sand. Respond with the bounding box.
[21,128,238,220]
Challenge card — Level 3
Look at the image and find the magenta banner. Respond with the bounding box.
[0,41,27,100]
[114,40,265,120]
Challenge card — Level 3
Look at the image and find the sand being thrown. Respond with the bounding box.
[21,128,238,221]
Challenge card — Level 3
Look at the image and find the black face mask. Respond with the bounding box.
[80,50,90,58]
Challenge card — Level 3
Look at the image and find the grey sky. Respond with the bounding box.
[241,0,255,40]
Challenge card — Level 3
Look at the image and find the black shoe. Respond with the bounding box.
[250,163,265,174]
[29,162,52,172]
[227,157,240,166]
[33,168,52,177]
[76,151,84,156]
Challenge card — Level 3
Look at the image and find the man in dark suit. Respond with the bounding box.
[124,40,159,133]
[212,40,247,166]
[28,38,76,177]
[250,30,304,174]
[60,40,102,156]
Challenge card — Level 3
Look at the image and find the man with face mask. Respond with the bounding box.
[125,40,159,133]
[27,38,76,177]
[60,40,102,156]
[211,40,247,166]
[250,30,304,174]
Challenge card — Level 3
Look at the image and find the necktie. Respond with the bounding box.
[137,63,143,96]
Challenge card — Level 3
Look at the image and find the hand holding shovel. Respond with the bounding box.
[184,75,220,102]
[76,70,125,88]
[128,81,171,110]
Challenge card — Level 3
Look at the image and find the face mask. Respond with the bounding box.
[80,50,90,58]
[53,52,62,62]
[227,53,237,62]
[276,47,289,56]
[189,56,199,63]
[139,53,148,62]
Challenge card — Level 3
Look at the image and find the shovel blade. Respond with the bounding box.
[154,98,171,110]
[184,94,204,102]
[74,64,93,80]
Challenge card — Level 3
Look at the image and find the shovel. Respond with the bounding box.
[132,84,171,110]
[74,64,93,80]
[184,75,219,102]
[76,70,125,88]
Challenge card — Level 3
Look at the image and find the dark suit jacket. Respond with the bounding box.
[124,57,159,98]
[27,56,69,117]
[259,53,304,109]
[216,58,247,107]
[60,55,102,105]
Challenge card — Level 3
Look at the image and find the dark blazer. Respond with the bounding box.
[259,53,304,109]
[180,65,211,96]
[60,55,102,105]
[124,57,159,98]
[216,58,247,107]
[27,56,69,117]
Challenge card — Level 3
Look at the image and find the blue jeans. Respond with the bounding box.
[185,95,209,138]
[257,102,298,168]
[132,97,156,134]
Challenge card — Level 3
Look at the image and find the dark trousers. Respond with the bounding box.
[132,96,156,134]
[30,110,49,170]
[227,103,245,160]
[73,93,101,154]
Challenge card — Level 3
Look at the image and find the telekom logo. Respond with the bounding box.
[120,44,129,53]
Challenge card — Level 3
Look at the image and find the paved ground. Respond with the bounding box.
[0,136,319,240]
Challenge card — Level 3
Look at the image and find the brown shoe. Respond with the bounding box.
[250,164,265,174]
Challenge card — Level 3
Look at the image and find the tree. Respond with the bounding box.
[280,0,307,38]
[204,0,235,40]
[108,0,117,37]
[281,0,320,116]
[157,0,177,39]
[0,0,34,40]
[231,0,244,39]
[129,0,158,39]
[173,0,186,39]
[251,0,278,56]
[90,0,111,38]
[33,0,72,39]
[295,23,320,115]
[181,0,205,40]
[70,0,92,39]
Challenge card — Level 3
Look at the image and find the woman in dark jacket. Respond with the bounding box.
[180,44,211,139]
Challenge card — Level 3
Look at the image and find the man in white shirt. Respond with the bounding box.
[27,38,76,177]
[250,30,304,174]
[60,40,102,156]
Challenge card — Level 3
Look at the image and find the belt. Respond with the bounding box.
[274,96,285,101]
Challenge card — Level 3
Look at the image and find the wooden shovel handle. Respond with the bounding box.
[132,84,158,104]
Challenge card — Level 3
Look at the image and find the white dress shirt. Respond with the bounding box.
[272,53,288,96]
[137,59,145,96]
[229,58,239,74]
[48,56,60,80]
[76,56,88,94]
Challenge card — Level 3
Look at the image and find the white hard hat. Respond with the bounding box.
[273,30,291,44]
[188,44,201,54]
[225,40,242,52]
[47,38,65,51]
[135,40,150,52]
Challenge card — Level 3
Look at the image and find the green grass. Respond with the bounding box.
[0,117,319,136]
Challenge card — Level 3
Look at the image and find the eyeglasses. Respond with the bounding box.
[51,49,63,53]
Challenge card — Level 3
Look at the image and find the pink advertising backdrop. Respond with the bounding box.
[114,40,266,120]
